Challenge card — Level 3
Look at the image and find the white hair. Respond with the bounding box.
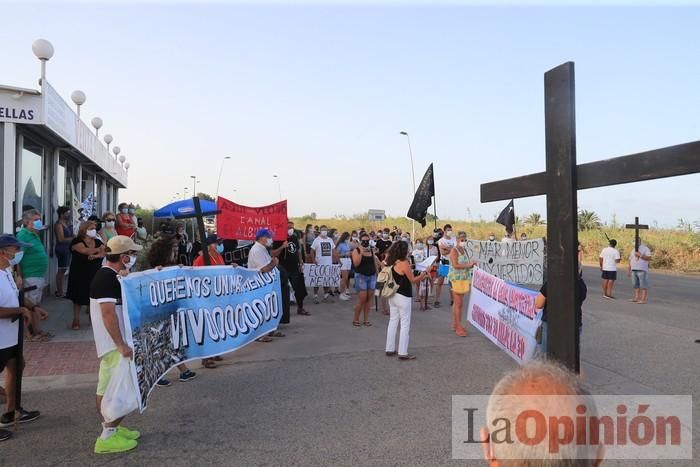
[486,360,597,467]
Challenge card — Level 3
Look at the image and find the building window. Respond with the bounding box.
[19,136,44,214]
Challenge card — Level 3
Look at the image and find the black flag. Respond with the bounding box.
[496,200,515,233]
[406,163,435,227]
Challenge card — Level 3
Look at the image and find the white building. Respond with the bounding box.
[1,39,130,290]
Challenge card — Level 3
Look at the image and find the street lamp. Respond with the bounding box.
[183,187,189,200]
[32,39,54,86]
[91,117,103,138]
[71,90,86,117]
[400,130,417,240]
[113,146,121,159]
[190,175,198,197]
[273,174,282,201]
[215,156,231,199]
[103,134,113,151]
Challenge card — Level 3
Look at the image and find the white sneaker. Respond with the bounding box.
[339,292,351,301]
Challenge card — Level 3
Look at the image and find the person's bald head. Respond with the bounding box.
[482,360,603,467]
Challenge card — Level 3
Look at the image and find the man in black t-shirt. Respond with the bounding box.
[535,274,587,358]
[275,221,309,317]
[375,228,393,259]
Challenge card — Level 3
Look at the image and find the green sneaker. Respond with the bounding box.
[117,426,141,440]
[94,434,138,454]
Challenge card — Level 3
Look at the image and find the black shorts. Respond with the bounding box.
[0,344,20,373]
[55,249,71,269]
[601,270,617,281]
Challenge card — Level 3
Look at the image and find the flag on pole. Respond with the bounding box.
[496,200,515,233]
[406,163,435,227]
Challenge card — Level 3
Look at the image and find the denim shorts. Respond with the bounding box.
[631,270,649,289]
[354,273,377,291]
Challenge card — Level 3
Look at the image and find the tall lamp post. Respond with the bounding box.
[215,156,231,199]
[400,130,417,240]
[273,174,282,201]
[183,187,189,200]
[190,175,198,197]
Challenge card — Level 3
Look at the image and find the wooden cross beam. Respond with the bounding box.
[625,217,649,252]
[480,62,700,372]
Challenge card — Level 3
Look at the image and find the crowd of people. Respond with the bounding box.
[0,205,655,454]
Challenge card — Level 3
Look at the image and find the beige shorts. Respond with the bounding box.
[23,277,46,307]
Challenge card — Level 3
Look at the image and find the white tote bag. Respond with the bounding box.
[100,357,139,422]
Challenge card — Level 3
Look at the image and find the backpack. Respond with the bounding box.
[377,265,398,298]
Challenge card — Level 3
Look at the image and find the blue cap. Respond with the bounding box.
[0,233,31,248]
[205,234,219,245]
[255,228,273,239]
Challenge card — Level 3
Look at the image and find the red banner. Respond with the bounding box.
[216,197,288,241]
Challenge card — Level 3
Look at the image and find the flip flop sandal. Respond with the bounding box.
[202,359,217,369]
[270,331,286,337]
[256,336,273,343]
[363,321,372,327]
[297,310,311,316]
[353,321,362,327]
[71,319,80,331]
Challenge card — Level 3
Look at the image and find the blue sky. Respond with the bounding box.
[3,2,699,227]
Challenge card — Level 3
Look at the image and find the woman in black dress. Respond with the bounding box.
[66,221,105,330]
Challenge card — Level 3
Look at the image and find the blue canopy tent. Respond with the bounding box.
[153,199,217,219]
[152,198,218,241]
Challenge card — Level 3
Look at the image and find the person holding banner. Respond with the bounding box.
[448,232,478,337]
[248,229,286,342]
[384,241,429,360]
[89,236,142,454]
[351,232,382,327]
[310,226,335,304]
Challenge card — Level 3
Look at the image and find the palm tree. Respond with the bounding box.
[578,209,602,231]
[524,213,546,226]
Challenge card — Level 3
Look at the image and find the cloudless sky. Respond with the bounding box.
[3,2,699,227]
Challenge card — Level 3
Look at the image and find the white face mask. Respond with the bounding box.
[86,229,98,239]
[382,233,389,240]
[288,228,294,236]
[428,239,434,245]
[124,255,137,270]
[416,243,425,250]
[445,230,452,237]
[266,238,273,247]
[320,230,328,238]
[9,250,24,266]
[106,221,115,229]
[459,240,467,248]
[489,236,495,241]
[351,237,358,242]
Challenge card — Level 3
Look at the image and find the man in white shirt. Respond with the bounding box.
[0,234,40,441]
[310,225,336,304]
[247,229,285,342]
[599,239,621,299]
[628,239,652,304]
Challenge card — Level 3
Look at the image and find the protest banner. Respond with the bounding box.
[467,267,542,365]
[303,263,341,288]
[216,197,288,241]
[224,243,253,266]
[461,238,545,285]
[120,265,282,410]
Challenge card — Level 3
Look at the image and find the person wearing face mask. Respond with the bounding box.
[128,204,137,228]
[0,234,42,441]
[309,225,336,304]
[115,203,136,238]
[134,218,148,245]
[335,232,353,301]
[276,222,309,317]
[54,206,75,298]
[192,234,225,266]
[15,209,52,342]
[100,212,119,243]
[411,239,429,310]
[488,232,496,242]
[174,224,190,265]
[520,233,529,241]
[436,224,456,308]
[351,232,382,326]
[375,228,393,259]
[302,224,315,263]
[248,229,286,342]
[448,231,477,337]
[66,221,105,330]
[89,236,142,454]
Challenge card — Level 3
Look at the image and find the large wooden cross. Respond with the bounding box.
[480,62,700,372]
[625,216,649,252]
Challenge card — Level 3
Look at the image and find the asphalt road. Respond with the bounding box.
[4,267,699,466]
